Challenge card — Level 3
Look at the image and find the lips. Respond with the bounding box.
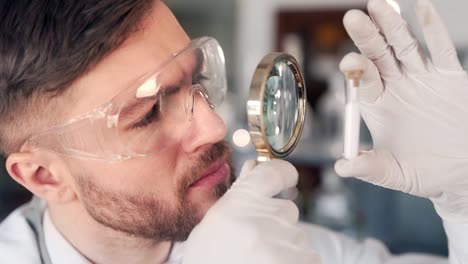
[189,160,229,188]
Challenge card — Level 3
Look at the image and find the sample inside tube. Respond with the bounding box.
[343,70,363,159]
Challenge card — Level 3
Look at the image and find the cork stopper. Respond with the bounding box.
[345,70,364,87]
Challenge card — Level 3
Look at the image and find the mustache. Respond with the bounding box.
[178,141,232,194]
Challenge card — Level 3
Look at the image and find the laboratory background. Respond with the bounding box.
[1,0,468,257]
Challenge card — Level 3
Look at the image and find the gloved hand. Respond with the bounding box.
[182,160,321,264]
[335,0,468,223]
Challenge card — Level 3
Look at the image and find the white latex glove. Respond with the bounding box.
[182,160,321,264]
[334,0,468,224]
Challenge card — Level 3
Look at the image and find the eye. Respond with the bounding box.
[192,73,210,85]
[127,85,184,130]
[131,101,161,129]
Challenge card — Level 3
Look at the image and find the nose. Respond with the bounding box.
[180,93,227,153]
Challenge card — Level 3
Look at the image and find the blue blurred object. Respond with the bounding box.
[348,178,448,256]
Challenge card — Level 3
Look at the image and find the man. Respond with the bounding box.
[0,0,467,264]
[0,0,319,263]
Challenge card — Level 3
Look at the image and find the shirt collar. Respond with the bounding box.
[42,209,185,264]
[43,209,92,264]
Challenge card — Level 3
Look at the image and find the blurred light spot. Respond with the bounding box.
[233,129,251,147]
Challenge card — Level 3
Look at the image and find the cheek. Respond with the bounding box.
[76,154,180,202]
[128,157,178,198]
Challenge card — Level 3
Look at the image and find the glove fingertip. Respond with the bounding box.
[416,0,432,14]
[339,52,367,73]
[334,159,354,178]
[415,0,434,25]
[285,161,299,186]
[335,150,377,177]
[267,160,299,190]
[343,9,375,39]
[267,159,298,178]
[343,9,367,30]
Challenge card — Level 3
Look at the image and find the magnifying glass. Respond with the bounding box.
[247,53,307,162]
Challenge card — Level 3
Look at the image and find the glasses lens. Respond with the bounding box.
[25,38,227,162]
[195,39,227,107]
[116,37,227,156]
[263,59,298,152]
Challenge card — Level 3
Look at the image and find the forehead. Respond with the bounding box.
[65,0,190,118]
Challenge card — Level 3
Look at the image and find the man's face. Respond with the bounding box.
[63,1,233,241]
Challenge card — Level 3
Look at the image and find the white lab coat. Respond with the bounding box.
[0,198,466,264]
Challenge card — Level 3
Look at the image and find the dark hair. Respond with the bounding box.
[0,0,154,155]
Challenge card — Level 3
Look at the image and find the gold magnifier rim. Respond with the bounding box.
[247,53,307,161]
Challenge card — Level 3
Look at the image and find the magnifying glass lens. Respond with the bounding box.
[263,59,299,151]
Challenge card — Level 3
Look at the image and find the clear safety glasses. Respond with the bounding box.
[24,37,227,162]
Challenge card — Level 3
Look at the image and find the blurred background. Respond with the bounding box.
[3,0,468,257]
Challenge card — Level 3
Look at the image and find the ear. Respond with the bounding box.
[6,151,77,203]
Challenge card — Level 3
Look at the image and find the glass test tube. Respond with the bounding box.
[344,71,363,159]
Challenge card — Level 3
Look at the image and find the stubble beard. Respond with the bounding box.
[76,141,234,242]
